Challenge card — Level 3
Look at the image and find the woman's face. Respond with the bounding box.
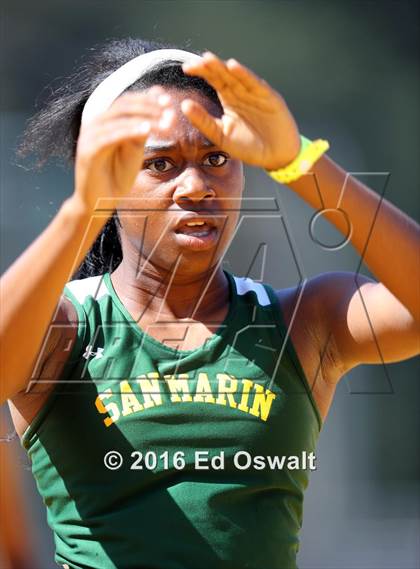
[117,87,244,277]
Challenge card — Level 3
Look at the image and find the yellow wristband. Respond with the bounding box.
[267,135,330,184]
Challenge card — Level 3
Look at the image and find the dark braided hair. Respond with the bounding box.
[17,37,221,280]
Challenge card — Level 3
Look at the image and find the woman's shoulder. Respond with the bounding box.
[64,273,110,307]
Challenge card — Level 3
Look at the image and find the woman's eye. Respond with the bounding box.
[203,153,228,167]
[147,158,173,173]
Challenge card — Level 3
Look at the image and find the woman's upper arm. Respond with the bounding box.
[13,294,79,398]
[30,294,80,392]
[6,295,80,437]
[310,272,419,375]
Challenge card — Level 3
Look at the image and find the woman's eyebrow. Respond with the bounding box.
[144,139,216,153]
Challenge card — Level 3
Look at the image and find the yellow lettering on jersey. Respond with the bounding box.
[137,372,163,409]
[249,383,276,421]
[120,380,144,416]
[215,374,238,409]
[95,388,120,427]
[164,373,192,402]
[237,379,253,412]
[193,372,216,404]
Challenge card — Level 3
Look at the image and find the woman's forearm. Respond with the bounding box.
[0,197,106,401]
[289,154,420,320]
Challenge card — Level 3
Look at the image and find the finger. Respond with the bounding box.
[183,52,244,95]
[226,58,271,94]
[86,107,175,142]
[79,122,151,161]
[116,139,148,178]
[80,108,159,140]
[201,52,234,85]
[181,99,224,147]
[183,61,228,93]
[104,109,175,135]
[100,88,171,123]
[105,97,171,121]
[113,85,168,107]
[84,117,151,143]
[109,99,167,116]
[79,111,176,160]
[185,53,271,100]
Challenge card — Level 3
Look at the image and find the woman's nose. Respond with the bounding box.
[173,168,216,204]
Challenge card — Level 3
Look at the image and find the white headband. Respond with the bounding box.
[81,49,203,125]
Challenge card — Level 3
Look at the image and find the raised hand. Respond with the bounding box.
[182,52,301,171]
[74,86,173,212]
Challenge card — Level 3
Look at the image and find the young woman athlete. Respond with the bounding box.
[1,37,419,569]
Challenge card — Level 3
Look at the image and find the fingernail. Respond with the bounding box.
[137,122,151,135]
[158,94,171,106]
[159,109,174,129]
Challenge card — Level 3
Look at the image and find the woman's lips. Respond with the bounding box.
[175,222,213,236]
[174,225,218,250]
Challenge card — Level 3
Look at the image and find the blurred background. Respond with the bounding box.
[1,0,419,567]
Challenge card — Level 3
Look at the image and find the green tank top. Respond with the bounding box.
[21,269,322,569]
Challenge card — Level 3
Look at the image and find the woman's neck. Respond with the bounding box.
[110,260,230,322]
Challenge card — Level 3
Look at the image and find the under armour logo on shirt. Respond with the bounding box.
[83,345,105,360]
